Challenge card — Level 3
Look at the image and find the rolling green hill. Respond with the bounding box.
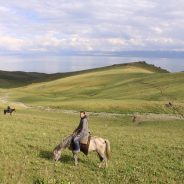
[2,61,183,114]
[0,61,168,88]
[0,70,49,88]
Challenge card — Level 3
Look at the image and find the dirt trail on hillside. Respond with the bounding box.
[0,93,183,121]
[0,93,29,109]
[0,93,9,103]
[132,113,183,123]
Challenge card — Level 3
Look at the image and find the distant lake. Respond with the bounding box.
[0,55,183,73]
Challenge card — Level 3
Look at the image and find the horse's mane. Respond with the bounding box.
[54,135,73,151]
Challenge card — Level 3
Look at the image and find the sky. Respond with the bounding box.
[0,0,184,55]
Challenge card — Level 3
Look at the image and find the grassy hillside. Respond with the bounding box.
[0,70,48,88]
[5,62,184,114]
[0,62,168,88]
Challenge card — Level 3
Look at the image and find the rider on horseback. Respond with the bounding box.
[53,111,110,166]
[7,106,11,112]
[72,111,89,153]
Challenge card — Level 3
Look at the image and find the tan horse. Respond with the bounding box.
[53,135,110,168]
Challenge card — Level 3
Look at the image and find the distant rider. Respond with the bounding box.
[7,106,11,112]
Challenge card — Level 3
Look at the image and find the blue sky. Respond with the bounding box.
[0,0,184,55]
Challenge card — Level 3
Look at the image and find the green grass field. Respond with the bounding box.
[0,109,183,184]
[0,62,184,183]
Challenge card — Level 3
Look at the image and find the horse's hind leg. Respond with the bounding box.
[98,157,107,168]
[105,159,108,168]
[97,152,103,162]
[96,150,107,168]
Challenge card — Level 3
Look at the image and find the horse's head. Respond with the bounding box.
[53,147,63,161]
[53,135,73,161]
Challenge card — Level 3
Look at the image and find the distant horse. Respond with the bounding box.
[4,108,16,115]
[53,135,110,168]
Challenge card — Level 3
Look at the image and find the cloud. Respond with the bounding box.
[0,34,25,51]
[0,0,184,54]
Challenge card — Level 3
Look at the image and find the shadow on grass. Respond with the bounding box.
[39,150,99,170]
[59,154,98,170]
[39,150,53,160]
[39,150,73,164]
[60,154,73,165]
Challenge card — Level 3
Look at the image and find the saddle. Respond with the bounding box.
[71,135,91,155]
[80,135,91,155]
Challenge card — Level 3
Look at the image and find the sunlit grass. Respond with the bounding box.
[0,109,183,183]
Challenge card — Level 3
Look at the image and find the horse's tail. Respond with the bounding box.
[4,110,6,115]
[105,139,111,160]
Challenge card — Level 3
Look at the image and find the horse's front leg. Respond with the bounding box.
[73,152,78,166]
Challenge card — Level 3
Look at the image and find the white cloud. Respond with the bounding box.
[0,34,25,51]
[0,0,184,53]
